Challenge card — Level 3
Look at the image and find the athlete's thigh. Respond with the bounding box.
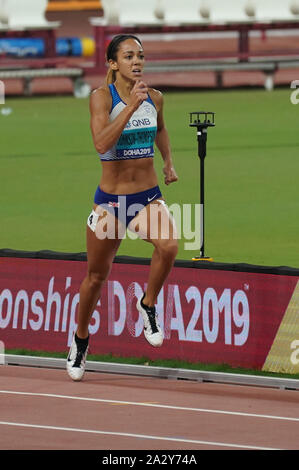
[128,199,178,246]
[86,206,123,274]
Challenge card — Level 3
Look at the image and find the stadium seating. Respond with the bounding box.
[91,0,299,27]
[0,67,88,97]
[118,0,163,26]
[291,0,299,15]
[0,0,8,25]
[89,0,120,27]
[91,0,164,27]
[0,0,6,29]
[99,0,119,25]
[199,0,256,24]
[161,0,207,26]
[0,0,60,29]
[246,0,299,22]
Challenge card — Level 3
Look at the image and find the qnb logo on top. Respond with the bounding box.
[125,118,152,128]
[132,118,151,127]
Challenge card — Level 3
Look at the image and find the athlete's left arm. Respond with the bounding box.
[150,89,178,185]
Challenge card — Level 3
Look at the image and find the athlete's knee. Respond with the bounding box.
[167,239,179,259]
[86,269,109,290]
[157,238,178,260]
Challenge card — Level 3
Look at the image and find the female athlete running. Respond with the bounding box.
[67,34,178,381]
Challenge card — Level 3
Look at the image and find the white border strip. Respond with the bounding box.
[4,354,299,390]
[0,420,280,450]
[124,30,299,42]
[1,390,299,423]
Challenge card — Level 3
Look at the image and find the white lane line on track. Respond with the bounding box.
[0,389,299,423]
[0,420,280,450]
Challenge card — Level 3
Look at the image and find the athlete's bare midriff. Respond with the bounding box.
[99,156,158,194]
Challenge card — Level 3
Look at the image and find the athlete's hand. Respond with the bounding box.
[163,165,178,185]
[129,80,148,110]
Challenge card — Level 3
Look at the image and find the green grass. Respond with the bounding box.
[6,348,299,380]
[1,88,299,267]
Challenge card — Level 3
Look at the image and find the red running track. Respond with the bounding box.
[0,364,299,451]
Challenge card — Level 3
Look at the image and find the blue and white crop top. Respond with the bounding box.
[98,83,157,161]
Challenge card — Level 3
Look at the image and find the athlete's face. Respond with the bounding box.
[110,39,145,81]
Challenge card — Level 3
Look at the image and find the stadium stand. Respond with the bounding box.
[0,2,5,28]
[0,66,86,96]
[89,0,118,26]
[251,0,299,22]
[161,0,207,26]
[119,0,163,27]
[197,0,299,24]
[0,0,91,96]
[199,0,256,24]
[1,1,299,93]
[88,0,299,90]
[0,0,60,29]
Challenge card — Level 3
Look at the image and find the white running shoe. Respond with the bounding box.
[66,333,89,381]
[137,294,163,347]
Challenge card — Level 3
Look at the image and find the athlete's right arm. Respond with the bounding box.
[89,82,148,154]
